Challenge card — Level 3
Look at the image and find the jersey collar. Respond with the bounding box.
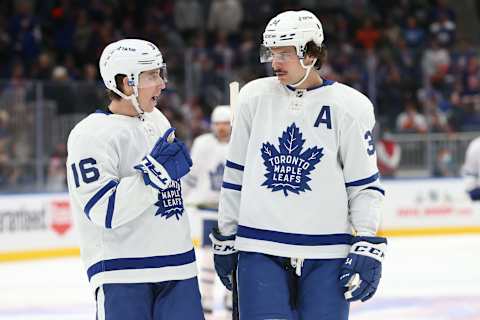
[286,79,335,92]
[95,108,113,115]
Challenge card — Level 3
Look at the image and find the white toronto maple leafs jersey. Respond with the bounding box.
[462,136,480,192]
[219,77,385,259]
[182,133,229,207]
[66,107,197,291]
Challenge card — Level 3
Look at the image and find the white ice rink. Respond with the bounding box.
[1,235,479,320]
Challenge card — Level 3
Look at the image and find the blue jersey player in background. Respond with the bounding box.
[210,10,387,320]
[66,39,203,320]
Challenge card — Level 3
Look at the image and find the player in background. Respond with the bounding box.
[183,105,232,314]
[66,39,204,320]
[210,10,387,320]
[462,136,480,200]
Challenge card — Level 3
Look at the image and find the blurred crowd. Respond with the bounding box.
[0,0,478,189]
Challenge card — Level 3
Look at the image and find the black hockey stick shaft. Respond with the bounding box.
[232,264,239,320]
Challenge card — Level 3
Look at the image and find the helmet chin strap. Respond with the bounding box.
[288,58,317,88]
[112,87,144,116]
[131,86,144,116]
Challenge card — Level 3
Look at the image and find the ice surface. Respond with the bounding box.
[1,235,479,320]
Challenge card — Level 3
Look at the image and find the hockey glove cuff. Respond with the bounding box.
[209,227,238,291]
[339,236,387,302]
[134,155,172,191]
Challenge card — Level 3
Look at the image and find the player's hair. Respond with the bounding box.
[305,41,327,70]
[106,74,126,100]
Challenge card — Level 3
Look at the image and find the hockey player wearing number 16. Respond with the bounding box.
[66,39,204,320]
[210,10,387,320]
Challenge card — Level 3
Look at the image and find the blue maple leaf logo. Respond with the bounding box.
[209,163,225,191]
[154,180,184,220]
[261,123,323,197]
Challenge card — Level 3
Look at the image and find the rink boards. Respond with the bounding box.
[1,177,480,261]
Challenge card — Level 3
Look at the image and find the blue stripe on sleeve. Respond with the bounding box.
[365,186,385,196]
[237,225,353,246]
[345,172,379,187]
[105,190,117,228]
[84,180,118,220]
[222,181,242,191]
[86,249,196,281]
[226,160,245,171]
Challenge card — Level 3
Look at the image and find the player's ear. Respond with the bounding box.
[303,53,316,67]
[122,76,131,87]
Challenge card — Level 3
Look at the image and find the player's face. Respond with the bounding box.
[213,121,231,143]
[137,69,166,112]
[270,47,304,85]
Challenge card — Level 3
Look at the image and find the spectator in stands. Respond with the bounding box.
[429,12,456,47]
[403,16,425,49]
[426,109,452,133]
[174,0,204,40]
[376,127,401,177]
[8,0,41,68]
[396,99,428,133]
[75,64,106,113]
[355,17,381,49]
[73,9,93,65]
[0,60,30,108]
[0,110,17,189]
[433,147,455,177]
[44,66,76,114]
[421,38,450,88]
[31,52,54,80]
[207,0,243,36]
[46,143,67,192]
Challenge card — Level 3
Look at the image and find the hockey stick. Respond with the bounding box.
[229,80,240,320]
[232,262,239,320]
[229,81,239,125]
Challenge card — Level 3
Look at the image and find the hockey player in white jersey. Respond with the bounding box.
[210,10,387,320]
[183,105,232,314]
[462,136,480,200]
[66,39,204,320]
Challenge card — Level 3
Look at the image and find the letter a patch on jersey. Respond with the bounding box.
[261,123,323,197]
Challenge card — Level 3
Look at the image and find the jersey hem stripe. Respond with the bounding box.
[345,172,379,187]
[86,249,196,281]
[84,180,118,219]
[237,225,353,246]
[222,182,242,191]
[226,160,245,171]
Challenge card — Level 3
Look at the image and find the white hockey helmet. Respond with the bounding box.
[99,38,167,114]
[261,10,324,62]
[211,105,232,123]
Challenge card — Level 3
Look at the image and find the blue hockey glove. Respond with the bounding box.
[468,187,480,200]
[209,227,238,291]
[339,236,387,302]
[135,128,192,190]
